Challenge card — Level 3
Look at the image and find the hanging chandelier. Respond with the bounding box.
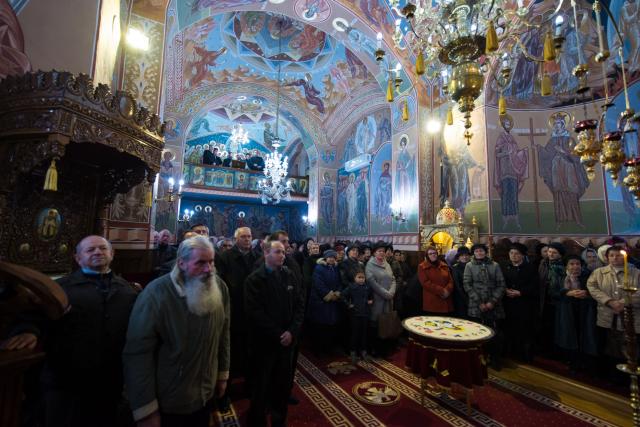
[381,0,568,144]
[228,124,249,153]
[258,17,292,205]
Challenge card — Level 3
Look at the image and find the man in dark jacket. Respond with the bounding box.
[4,235,139,427]
[244,240,305,427]
[215,226,258,407]
[501,243,538,361]
[203,146,222,166]
[247,150,265,171]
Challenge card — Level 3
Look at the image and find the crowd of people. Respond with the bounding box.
[1,225,639,427]
[192,144,265,171]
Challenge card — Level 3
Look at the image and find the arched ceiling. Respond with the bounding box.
[161,2,409,163]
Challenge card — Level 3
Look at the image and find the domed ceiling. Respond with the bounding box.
[162,4,404,163]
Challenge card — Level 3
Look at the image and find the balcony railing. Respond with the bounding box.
[182,163,309,196]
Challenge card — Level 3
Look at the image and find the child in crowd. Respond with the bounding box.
[342,270,373,364]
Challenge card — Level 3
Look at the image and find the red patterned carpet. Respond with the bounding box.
[214,348,617,426]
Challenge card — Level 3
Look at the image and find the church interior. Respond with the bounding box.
[1,0,640,425]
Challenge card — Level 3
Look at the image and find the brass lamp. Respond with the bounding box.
[448,61,483,133]
[573,119,600,181]
[623,157,640,207]
[600,131,625,185]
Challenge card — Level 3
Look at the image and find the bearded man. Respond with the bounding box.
[123,236,230,427]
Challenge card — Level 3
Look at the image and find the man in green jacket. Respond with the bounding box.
[123,236,230,427]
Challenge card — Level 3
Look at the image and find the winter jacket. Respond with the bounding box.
[587,264,640,331]
[342,282,373,317]
[501,261,538,325]
[417,260,454,313]
[123,270,230,420]
[339,256,365,287]
[463,257,505,320]
[365,259,396,321]
[308,258,342,325]
[451,261,469,318]
[34,270,138,394]
[554,272,598,355]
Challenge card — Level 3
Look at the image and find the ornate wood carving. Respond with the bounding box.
[0,71,165,273]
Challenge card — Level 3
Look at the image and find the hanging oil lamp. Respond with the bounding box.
[573,119,600,181]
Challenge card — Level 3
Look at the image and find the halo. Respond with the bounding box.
[238,211,246,218]
[547,111,572,131]
[204,205,212,213]
[194,205,203,212]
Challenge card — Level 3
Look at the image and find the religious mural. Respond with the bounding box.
[392,132,419,233]
[340,108,392,163]
[604,79,640,234]
[437,108,488,231]
[370,143,392,235]
[486,105,608,235]
[154,147,182,233]
[485,0,640,111]
[336,166,369,236]
[179,198,308,242]
[318,168,336,236]
[167,11,381,122]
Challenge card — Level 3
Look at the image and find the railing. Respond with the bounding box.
[182,163,309,196]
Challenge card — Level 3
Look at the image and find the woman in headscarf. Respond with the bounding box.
[552,255,598,373]
[581,247,601,273]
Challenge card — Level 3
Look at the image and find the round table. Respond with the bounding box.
[403,316,494,410]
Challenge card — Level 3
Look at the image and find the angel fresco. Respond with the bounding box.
[285,74,325,114]
[188,45,227,87]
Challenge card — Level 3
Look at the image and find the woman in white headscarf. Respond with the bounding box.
[596,244,611,266]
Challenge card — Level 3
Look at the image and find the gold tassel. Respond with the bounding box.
[145,186,153,208]
[386,78,394,102]
[446,107,453,126]
[485,21,498,53]
[43,159,58,191]
[541,72,552,96]
[402,100,409,121]
[498,94,507,116]
[416,51,425,75]
[543,31,555,61]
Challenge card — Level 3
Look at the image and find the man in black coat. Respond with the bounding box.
[244,240,305,427]
[501,243,539,361]
[3,235,139,427]
[340,244,364,288]
[247,150,265,171]
[215,226,258,407]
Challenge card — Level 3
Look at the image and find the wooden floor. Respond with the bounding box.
[492,361,632,427]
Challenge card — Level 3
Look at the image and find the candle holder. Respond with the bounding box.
[618,280,640,427]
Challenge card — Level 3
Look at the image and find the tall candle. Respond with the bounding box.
[622,250,629,286]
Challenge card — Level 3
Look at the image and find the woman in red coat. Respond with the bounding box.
[418,246,454,314]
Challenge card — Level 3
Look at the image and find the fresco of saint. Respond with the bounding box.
[537,113,589,229]
[493,115,528,229]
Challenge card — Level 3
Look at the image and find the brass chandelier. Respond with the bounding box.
[379,0,640,205]
[379,0,567,144]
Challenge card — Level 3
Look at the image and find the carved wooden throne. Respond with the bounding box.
[0,71,164,274]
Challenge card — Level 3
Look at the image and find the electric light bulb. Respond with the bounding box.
[554,15,564,36]
[377,32,383,48]
[427,119,442,134]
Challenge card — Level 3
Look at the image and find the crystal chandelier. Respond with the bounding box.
[228,124,249,153]
[381,0,569,144]
[258,17,292,205]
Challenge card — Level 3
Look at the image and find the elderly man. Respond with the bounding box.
[244,240,305,427]
[2,235,139,427]
[123,236,230,427]
[215,227,258,407]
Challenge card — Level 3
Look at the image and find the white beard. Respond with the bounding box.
[183,273,223,316]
